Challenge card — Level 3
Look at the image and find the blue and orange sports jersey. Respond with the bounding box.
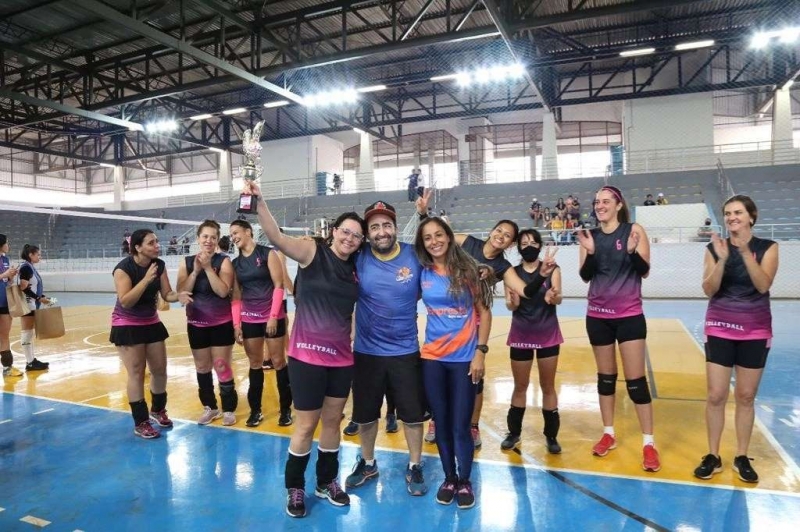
[420,266,477,363]
[354,242,421,356]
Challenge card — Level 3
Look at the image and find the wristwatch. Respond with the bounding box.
[476,344,489,354]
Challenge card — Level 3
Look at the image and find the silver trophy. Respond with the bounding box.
[237,120,265,214]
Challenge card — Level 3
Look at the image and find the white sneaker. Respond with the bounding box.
[198,406,221,425]
[222,412,237,426]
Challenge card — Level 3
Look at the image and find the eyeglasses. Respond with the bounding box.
[337,227,364,241]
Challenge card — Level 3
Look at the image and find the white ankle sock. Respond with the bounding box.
[643,434,655,447]
[603,426,615,437]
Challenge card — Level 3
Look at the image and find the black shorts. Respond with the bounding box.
[705,336,770,369]
[241,319,287,339]
[288,357,353,411]
[586,314,647,346]
[110,322,170,346]
[510,345,560,361]
[187,322,235,350]
[0,306,8,315]
[352,351,427,424]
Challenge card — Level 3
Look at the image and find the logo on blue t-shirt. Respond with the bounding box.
[396,266,414,283]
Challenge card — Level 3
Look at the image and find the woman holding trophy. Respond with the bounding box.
[241,122,363,518]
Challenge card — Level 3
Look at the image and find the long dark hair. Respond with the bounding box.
[598,185,630,223]
[414,218,494,309]
[130,229,155,256]
[327,212,366,246]
[490,219,520,244]
[230,219,253,236]
[516,229,542,255]
[723,194,758,226]
[0,233,7,248]
[20,244,39,262]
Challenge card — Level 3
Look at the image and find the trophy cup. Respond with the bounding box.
[236,120,265,215]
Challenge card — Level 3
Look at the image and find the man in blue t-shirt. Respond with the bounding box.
[345,200,429,497]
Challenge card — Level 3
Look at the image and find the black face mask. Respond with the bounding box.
[520,246,541,262]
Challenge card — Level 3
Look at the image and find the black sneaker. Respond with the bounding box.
[693,454,722,480]
[286,488,306,518]
[546,436,562,454]
[733,455,759,483]
[343,420,359,436]
[345,456,379,488]
[245,410,263,427]
[25,359,49,371]
[456,479,475,509]
[435,476,457,505]
[315,480,350,506]
[500,433,520,450]
[278,409,293,426]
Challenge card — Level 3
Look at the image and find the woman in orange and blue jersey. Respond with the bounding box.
[413,217,493,510]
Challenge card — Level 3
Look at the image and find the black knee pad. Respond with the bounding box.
[1,350,12,367]
[626,377,652,405]
[219,380,238,412]
[597,373,618,396]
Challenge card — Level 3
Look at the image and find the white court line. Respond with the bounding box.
[0,419,11,425]
[20,515,51,527]
[761,405,774,413]
[80,394,110,404]
[32,408,54,415]
[680,320,800,482]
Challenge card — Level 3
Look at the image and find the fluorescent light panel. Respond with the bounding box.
[264,100,290,108]
[189,113,213,120]
[99,162,116,168]
[356,85,387,93]
[675,39,714,51]
[208,147,225,153]
[620,48,655,57]
[222,107,247,115]
[750,27,800,48]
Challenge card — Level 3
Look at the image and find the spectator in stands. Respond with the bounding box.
[439,209,450,226]
[122,239,130,256]
[218,235,234,258]
[333,174,342,195]
[554,198,566,218]
[124,228,131,239]
[573,196,581,212]
[417,170,427,199]
[549,212,566,245]
[542,207,552,227]
[529,198,542,227]
[167,236,178,256]
[643,194,656,206]
[564,213,577,244]
[156,211,167,230]
[697,218,714,242]
[0,234,23,377]
[656,193,669,206]
[181,237,190,254]
[566,197,580,219]
[407,169,420,202]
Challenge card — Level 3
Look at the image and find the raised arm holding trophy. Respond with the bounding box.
[236,120,265,215]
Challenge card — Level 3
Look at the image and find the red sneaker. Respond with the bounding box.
[592,433,617,457]
[134,420,160,439]
[642,444,661,472]
[149,409,173,428]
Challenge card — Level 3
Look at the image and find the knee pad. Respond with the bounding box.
[20,329,34,345]
[213,358,233,381]
[1,350,12,366]
[626,377,652,405]
[219,379,238,412]
[597,373,618,396]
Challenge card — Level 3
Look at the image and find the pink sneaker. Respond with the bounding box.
[642,444,661,472]
[149,409,173,427]
[134,420,160,439]
[424,420,436,444]
[471,426,482,449]
[592,433,617,457]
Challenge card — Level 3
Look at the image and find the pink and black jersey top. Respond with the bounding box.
[507,264,563,349]
[232,244,285,323]
[704,236,775,341]
[288,241,359,367]
[420,266,478,363]
[184,253,231,327]
[110,256,165,327]
[586,223,643,319]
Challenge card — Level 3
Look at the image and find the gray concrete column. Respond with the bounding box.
[541,112,559,180]
[357,130,374,191]
[772,86,796,164]
[113,165,124,210]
